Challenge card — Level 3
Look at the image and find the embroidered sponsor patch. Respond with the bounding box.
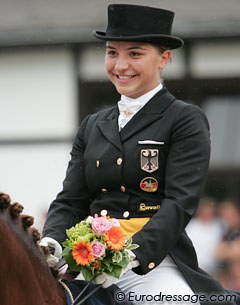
[140,149,158,173]
[140,177,158,192]
[139,203,161,212]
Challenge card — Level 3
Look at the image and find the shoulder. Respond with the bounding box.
[87,106,117,124]
[76,105,117,138]
[71,106,117,151]
[165,97,210,145]
[77,106,117,130]
[170,98,209,129]
[159,88,208,125]
[172,98,207,118]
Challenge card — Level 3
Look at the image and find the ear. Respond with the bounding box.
[159,50,172,70]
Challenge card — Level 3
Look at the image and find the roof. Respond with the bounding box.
[1,0,240,47]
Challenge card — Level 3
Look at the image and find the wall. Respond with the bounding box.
[0,46,78,229]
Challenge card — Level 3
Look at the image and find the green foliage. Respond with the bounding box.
[64,221,95,246]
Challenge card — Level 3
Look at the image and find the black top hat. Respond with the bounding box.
[93,4,184,49]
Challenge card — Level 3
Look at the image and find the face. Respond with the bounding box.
[105,41,171,98]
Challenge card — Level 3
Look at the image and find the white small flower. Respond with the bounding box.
[85,216,93,223]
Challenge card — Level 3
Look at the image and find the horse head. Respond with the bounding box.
[0,192,65,305]
[0,192,135,305]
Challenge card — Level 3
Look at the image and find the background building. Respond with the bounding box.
[1,0,240,229]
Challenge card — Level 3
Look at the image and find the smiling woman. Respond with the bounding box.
[105,42,171,98]
[41,4,239,305]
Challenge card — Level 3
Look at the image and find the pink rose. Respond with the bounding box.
[91,241,106,258]
[91,216,112,235]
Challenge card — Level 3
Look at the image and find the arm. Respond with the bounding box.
[132,104,211,274]
[42,115,91,244]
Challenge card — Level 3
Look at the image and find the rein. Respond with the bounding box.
[59,276,101,305]
[59,280,74,305]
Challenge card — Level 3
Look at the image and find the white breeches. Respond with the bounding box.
[116,255,200,305]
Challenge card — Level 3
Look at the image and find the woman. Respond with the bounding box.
[42,4,238,305]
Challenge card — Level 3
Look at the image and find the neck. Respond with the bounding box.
[121,82,163,103]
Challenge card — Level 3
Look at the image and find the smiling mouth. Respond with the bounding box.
[116,75,136,80]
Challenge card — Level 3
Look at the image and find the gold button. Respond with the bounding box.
[123,211,129,218]
[101,188,108,193]
[100,209,108,216]
[120,186,126,192]
[116,158,123,165]
[96,160,100,168]
[148,262,155,269]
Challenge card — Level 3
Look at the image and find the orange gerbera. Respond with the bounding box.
[105,226,125,250]
[72,241,93,266]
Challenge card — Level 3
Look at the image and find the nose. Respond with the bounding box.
[114,55,129,71]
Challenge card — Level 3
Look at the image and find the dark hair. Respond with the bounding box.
[151,43,171,54]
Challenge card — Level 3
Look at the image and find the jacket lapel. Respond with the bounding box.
[96,88,176,148]
[120,88,176,142]
[97,108,123,151]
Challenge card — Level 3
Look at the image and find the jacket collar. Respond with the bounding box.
[120,87,176,141]
[97,87,176,149]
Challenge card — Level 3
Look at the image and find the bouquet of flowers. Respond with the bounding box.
[62,215,139,281]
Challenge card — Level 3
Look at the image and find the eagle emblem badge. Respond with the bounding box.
[140,149,159,173]
[140,177,158,192]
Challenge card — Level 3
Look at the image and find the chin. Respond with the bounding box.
[115,86,135,97]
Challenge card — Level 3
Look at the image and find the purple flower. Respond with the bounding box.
[91,216,112,235]
[91,241,106,258]
[111,218,120,227]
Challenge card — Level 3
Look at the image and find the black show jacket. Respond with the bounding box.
[43,88,237,305]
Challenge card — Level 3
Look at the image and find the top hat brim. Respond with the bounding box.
[93,30,184,49]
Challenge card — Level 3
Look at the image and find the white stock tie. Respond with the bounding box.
[117,83,163,131]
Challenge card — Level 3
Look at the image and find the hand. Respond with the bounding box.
[93,272,117,288]
[39,237,62,268]
[93,250,139,288]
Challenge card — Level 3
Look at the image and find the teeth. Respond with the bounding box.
[118,75,133,79]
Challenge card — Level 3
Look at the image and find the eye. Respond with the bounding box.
[106,50,117,57]
[130,51,141,57]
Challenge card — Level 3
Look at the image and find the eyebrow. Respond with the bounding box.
[106,46,147,50]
